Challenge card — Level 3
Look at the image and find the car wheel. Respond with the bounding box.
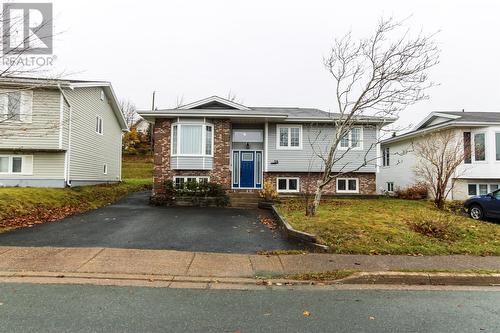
[469,205,484,220]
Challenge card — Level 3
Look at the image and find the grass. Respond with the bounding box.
[0,154,153,232]
[276,198,500,256]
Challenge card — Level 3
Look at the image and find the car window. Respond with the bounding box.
[493,189,500,199]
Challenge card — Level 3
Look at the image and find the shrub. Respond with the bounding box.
[407,214,460,241]
[395,183,428,200]
[259,180,279,202]
[152,180,229,207]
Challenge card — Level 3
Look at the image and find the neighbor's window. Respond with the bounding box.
[171,123,213,156]
[496,133,500,161]
[468,184,477,196]
[277,125,302,149]
[474,133,485,161]
[468,183,500,196]
[383,147,390,166]
[387,182,394,192]
[276,177,299,192]
[463,132,471,164]
[336,178,359,193]
[174,176,209,189]
[2,91,32,122]
[339,127,363,149]
[96,116,103,134]
[0,155,33,174]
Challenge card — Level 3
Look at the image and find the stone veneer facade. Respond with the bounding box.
[152,118,376,196]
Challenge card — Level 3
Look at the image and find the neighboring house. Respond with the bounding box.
[0,77,128,187]
[377,111,500,200]
[138,96,391,197]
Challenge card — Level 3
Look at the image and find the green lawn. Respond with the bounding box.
[276,198,500,256]
[0,155,153,232]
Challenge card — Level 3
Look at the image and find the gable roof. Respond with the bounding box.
[138,95,394,124]
[0,76,128,131]
[383,111,500,145]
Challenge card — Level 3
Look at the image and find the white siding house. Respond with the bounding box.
[377,112,500,200]
[0,77,128,187]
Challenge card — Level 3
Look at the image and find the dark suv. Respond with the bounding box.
[463,189,500,220]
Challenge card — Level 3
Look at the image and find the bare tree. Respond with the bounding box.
[413,130,466,210]
[119,99,138,128]
[308,17,439,216]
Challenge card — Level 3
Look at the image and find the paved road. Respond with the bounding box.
[0,192,302,253]
[0,283,498,332]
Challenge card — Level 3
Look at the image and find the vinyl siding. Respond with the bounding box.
[171,156,213,170]
[0,151,65,180]
[266,123,377,173]
[64,87,122,182]
[0,88,61,150]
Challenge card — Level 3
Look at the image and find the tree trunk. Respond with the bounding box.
[307,185,324,216]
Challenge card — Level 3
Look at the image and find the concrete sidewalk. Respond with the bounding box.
[1,246,499,278]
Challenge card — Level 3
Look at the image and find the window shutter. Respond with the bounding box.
[0,93,8,118]
[22,155,33,174]
[20,90,33,122]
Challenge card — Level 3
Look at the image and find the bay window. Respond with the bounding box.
[171,123,213,156]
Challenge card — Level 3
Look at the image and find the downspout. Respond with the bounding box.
[57,84,73,187]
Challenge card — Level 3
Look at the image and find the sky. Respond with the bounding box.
[46,0,500,130]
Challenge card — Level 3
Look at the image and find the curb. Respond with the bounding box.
[1,271,499,288]
[270,205,329,252]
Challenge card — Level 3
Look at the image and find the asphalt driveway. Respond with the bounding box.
[0,192,303,253]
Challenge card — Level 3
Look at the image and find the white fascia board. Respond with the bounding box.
[179,95,251,110]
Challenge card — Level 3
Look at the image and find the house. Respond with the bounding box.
[377,111,500,200]
[138,96,392,197]
[0,77,128,187]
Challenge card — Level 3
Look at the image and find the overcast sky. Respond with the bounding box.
[50,0,500,130]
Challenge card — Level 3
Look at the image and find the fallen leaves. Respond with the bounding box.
[0,206,84,231]
[303,310,311,317]
[259,215,278,230]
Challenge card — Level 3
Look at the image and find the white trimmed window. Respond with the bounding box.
[0,155,33,175]
[495,132,500,161]
[473,132,486,162]
[277,125,302,149]
[171,123,213,156]
[336,178,359,193]
[0,90,33,122]
[387,182,394,192]
[276,177,299,193]
[96,116,103,134]
[100,90,105,101]
[339,127,363,150]
[103,163,108,175]
[174,176,209,189]
[468,183,499,196]
[383,147,390,166]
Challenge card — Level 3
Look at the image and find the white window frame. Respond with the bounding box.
[472,131,486,163]
[495,132,500,162]
[171,122,214,157]
[0,155,33,175]
[96,116,103,135]
[338,127,364,151]
[173,176,210,188]
[468,183,500,196]
[276,177,300,193]
[1,90,33,123]
[103,163,108,175]
[336,178,359,193]
[387,182,394,192]
[382,147,390,167]
[276,124,303,150]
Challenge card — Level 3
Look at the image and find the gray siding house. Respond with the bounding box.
[0,77,128,187]
[139,96,392,196]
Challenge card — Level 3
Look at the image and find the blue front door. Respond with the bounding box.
[240,152,255,188]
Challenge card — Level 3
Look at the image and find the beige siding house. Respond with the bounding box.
[0,77,128,187]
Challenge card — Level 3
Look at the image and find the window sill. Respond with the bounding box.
[276,147,303,150]
[171,154,214,158]
[336,191,359,194]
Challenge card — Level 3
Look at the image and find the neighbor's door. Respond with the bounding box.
[240,151,255,188]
